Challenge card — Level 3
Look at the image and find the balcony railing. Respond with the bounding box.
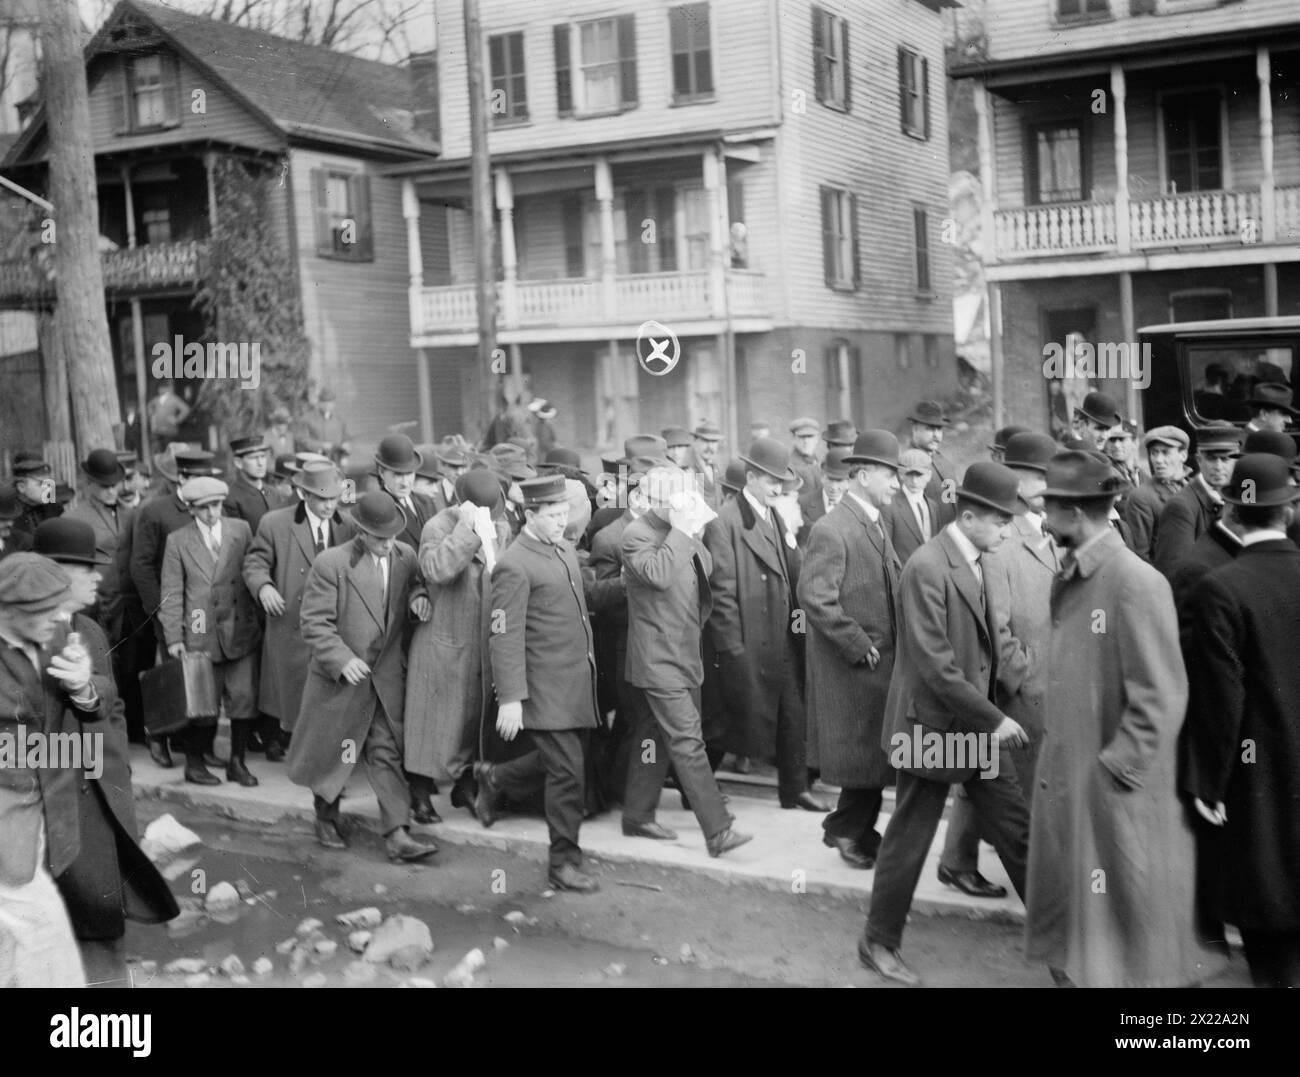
[416,268,769,337]
[994,200,1117,258]
[1129,189,1260,248]
[0,240,207,305]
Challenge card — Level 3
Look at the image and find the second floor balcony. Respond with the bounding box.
[0,238,207,306]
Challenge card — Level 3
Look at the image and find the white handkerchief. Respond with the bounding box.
[473,506,497,574]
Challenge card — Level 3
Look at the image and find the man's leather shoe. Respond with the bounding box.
[857,937,920,986]
[937,865,1007,899]
[184,762,220,786]
[781,791,830,812]
[622,819,678,841]
[226,758,259,787]
[314,819,347,849]
[548,863,599,893]
[450,772,476,815]
[148,739,175,768]
[386,829,438,862]
[264,738,285,763]
[706,827,753,858]
[472,762,499,828]
[412,803,442,825]
[823,832,875,870]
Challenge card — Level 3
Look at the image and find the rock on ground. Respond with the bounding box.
[363,915,434,965]
[140,814,202,862]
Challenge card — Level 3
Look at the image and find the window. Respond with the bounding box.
[312,170,374,261]
[1029,122,1087,203]
[670,4,713,102]
[1163,91,1222,193]
[114,54,179,132]
[141,201,171,245]
[488,32,527,124]
[1056,0,1110,18]
[913,206,932,293]
[820,186,858,290]
[812,7,849,110]
[898,48,930,139]
[554,16,637,116]
[728,178,747,269]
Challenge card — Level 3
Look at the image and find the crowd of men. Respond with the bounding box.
[2,380,1297,989]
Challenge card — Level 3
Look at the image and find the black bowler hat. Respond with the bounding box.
[12,451,51,478]
[843,430,901,470]
[230,435,268,457]
[906,401,951,428]
[350,491,404,538]
[373,434,421,474]
[820,447,852,481]
[1074,391,1122,428]
[272,454,298,481]
[33,518,110,566]
[1223,454,1300,507]
[739,437,796,483]
[1246,382,1298,416]
[80,448,125,486]
[989,425,1030,453]
[1242,429,1297,462]
[540,447,588,482]
[518,474,568,504]
[1002,432,1059,474]
[822,420,858,447]
[456,469,503,510]
[720,458,747,494]
[956,461,1030,515]
[1041,451,1128,501]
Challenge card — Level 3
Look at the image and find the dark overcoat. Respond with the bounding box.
[798,497,900,788]
[128,490,192,645]
[1120,474,1186,563]
[883,491,940,564]
[223,470,286,535]
[1153,478,1218,578]
[66,499,132,629]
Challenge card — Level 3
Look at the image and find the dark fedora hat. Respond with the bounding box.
[822,420,858,446]
[739,437,796,483]
[843,430,901,470]
[1002,432,1059,474]
[293,461,344,499]
[80,448,125,486]
[351,491,404,538]
[625,434,668,459]
[820,447,853,481]
[1242,429,1297,462]
[1222,453,1300,507]
[12,451,51,478]
[720,458,747,494]
[230,435,269,457]
[692,420,722,442]
[33,517,110,566]
[373,434,422,474]
[456,469,504,510]
[661,426,693,448]
[989,424,1030,452]
[1041,451,1128,501]
[906,401,951,428]
[1073,391,1122,428]
[956,461,1030,515]
[0,481,21,520]
[541,447,585,474]
[1246,381,1298,416]
[435,442,470,468]
[414,445,443,481]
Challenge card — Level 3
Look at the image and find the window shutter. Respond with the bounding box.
[618,14,638,106]
[921,57,930,139]
[849,193,860,288]
[161,53,181,126]
[489,34,504,81]
[826,343,842,391]
[842,22,851,111]
[562,192,583,275]
[820,186,834,286]
[897,49,908,134]
[511,33,527,119]
[351,174,373,261]
[312,169,333,256]
[554,25,572,116]
[812,8,826,103]
[849,345,862,390]
[110,61,130,134]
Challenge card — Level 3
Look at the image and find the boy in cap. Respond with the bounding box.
[789,417,823,495]
[884,449,940,564]
[160,477,262,787]
[1121,426,1190,563]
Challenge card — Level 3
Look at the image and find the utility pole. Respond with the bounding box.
[41,0,120,452]
[464,0,498,438]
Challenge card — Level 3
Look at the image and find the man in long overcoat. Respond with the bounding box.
[799,431,902,870]
[287,493,434,863]
[1183,454,1300,988]
[1153,426,1240,578]
[243,462,355,758]
[404,471,511,820]
[1027,451,1225,988]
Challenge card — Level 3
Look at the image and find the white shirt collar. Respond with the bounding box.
[1024,511,1044,535]
[1239,529,1287,547]
[903,486,926,505]
[198,518,221,542]
[305,506,327,530]
[945,521,980,567]
[845,489,880,523]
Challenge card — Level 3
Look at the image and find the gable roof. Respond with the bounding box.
[4,0,438,166]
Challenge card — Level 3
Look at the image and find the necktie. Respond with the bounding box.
[915,497,930,540]
[972,554,984,605]
[315,521,326,556]
[376,555,389,606]
[205,528,220,562]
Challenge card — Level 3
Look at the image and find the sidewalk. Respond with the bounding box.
[129,747,1024,924]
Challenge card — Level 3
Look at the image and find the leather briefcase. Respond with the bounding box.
[140,653,220,736]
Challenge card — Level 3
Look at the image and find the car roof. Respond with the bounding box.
[1139,316,1300,336]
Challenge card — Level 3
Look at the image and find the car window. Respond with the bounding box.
[1187,342,1294,424]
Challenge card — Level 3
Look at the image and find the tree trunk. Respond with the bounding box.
[37,309,71,444]
[464,0,497,437]
[41,0,120,453]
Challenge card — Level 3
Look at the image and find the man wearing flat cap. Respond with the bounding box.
[858,462,1031,986]
[661,427,693,469]
[1026,451,1223,988]
[429,443,470,514]
[704,437,825,812]
[224,435,285,534]
[9,452,62,539]
[1154,425,1241,579]
[1121,426,1190,563]
[0,482,32,561]
[789,417,823,496]
[262,405,297,460]
[684,421,723,509]
[161,478,262,787]
[243,461,356,762]
[288,492,436,863]
[905,402,958,528]
[478,474,601,893]
[884,449,940,564]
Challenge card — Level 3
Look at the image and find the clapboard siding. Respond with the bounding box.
[432,0,778,161]
[984,0,1300,62]
[291,147,419,452]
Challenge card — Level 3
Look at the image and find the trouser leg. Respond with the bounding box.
[622,685,671,824]
[961,749,1030,902]
[362,702,412,836]
[824,787,885,856]
[939,787,982,874]
[642,687,730,839]
[78,938,128,988]
[1240,929,1300,988]
[531,730,585,872]
[865,772,950,950]
[774,650,808,803]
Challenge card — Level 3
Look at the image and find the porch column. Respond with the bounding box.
[973,82,996,263]
[402,179,424,336]
[495,167,518,328]
[203,152,219,234]
[595,156,616,320]
[1258,47,1276,244]
[1111,65,1131,255]
[1119,271,1138,424]
[704,146,726,319]
[121,165,137,249]
[988,282,1004,430]
[1264,263,1278,317]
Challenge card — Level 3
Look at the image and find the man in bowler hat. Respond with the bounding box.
[905,402,958,528]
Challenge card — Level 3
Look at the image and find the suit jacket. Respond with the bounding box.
[1168,522,1241,653]
[923,449,958,528]
[489,530,599,732]
[287,536,424,800]
[683,447,721,510]
[362,477,436,551]
[1121,474,1187,563]
[622,511,713,690]
[223,470,286,535]
[160,518,260,660]
[795,484,831,548]
[129,491,193,645]
[242,501,356,724]
[1154,478,1218,579]
[66,499,132,620]
[586,510,633,632]
[882,527,1029,783]
[885,490,940,564]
